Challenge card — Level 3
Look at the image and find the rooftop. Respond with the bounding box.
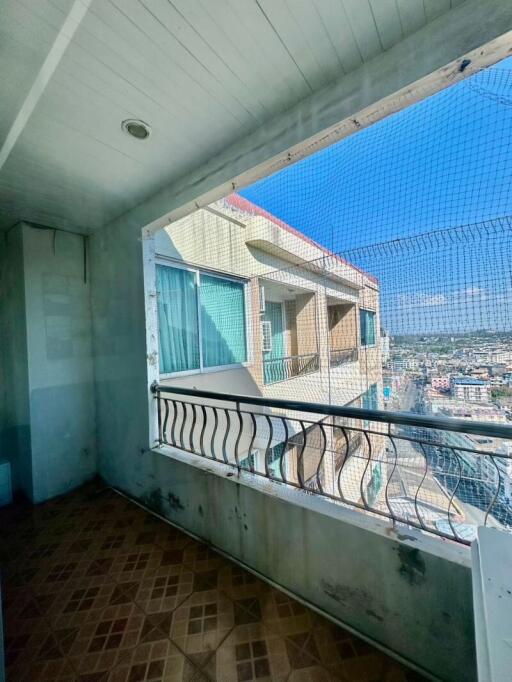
[0,481,421,682]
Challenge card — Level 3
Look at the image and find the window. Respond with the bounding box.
[359,309,376,346]
[156,264,247,374]
[362,384,378,411]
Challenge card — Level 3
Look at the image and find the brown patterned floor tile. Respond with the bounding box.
[134,566,194,615]
[0,484,423,682]
[168,589,235,666]
[2,561,42,590]
[152,524,192,553]
[287,668,337,681]
[182,542,227,574]
[107,639,208,682]
[56,603,145,675]
[7,655,77,681]
[1,586,42,624]
[46,582,120,621]
[110,546,166,584]
[139,612,175,644]
[218,565,270,602]
[257,589,315,638]
[192,569,219,594]
[284,632,322,670]
[310,618,411,682]
[31,557,82,592]
[212,622,290,682]
[4,615,64,675]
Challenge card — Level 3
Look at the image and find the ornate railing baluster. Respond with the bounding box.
[170,399,178,446]
[162,398,169,445]
[199,405,207,456]
[484,455,501,528]
[221,408,231,464]
[151,384,512,546]
[280,417,289,483]
[248,412,257,474]
[414,443,429,531]
[315,423,327,494]
[264,415,273,479]
[234,402,242,468]
[211,406,219,460]
[190,403,197,453]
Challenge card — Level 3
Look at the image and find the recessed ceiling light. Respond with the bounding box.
[122,119,151,140]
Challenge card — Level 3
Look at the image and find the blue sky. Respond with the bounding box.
[240,59,512,335]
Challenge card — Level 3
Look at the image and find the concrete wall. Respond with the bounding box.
[0,223,97,502]
[121,447,476,682]
[22,225,97,502]
[0,225,32,497]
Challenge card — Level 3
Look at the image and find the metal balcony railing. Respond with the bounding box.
[152,384,512,545]
[329,347,358,368]
[263,352,319,385]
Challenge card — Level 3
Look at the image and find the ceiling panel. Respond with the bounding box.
[342,1,382,62]
[396,0,427,35]
[369,0,403,51]
[0,0,462,233]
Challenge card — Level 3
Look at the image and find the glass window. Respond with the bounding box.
[200,274,247,368]
[362,383,378,411]
[156,265,199,374]
[360,309,376,346]
[156,264,247,374]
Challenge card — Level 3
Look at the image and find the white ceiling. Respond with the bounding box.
[0,0,486,234]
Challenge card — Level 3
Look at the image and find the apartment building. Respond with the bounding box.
[154,194,383,499]
[451,377,491,403]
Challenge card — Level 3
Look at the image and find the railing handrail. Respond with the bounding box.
[263,352,318,363]
[152,382,512,440]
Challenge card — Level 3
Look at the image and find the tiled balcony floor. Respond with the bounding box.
[0,482,424,682]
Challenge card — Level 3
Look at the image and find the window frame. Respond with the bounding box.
[156,259,252,378]
[359,308,377,347]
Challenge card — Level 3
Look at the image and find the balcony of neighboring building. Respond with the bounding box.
[259,280,321,391]
[327,301,360,371]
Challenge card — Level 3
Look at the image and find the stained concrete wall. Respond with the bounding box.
[0,223,97,502]
[126,447,476,682]
[0,225,32,497]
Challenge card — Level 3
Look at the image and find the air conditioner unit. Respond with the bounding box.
[261,320,272,352]
[259,285,266,313]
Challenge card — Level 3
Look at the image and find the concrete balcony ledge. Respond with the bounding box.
[148,443,476,681]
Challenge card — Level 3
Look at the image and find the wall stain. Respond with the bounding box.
[168,491,185,512]
[321,580,384,617]
[395,532,417,542]
[366,609,384,622]
[397,546,426,586]
[198,505,204,517]
[140,488,164,516]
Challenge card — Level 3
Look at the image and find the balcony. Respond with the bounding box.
[329,348,358,369]
[0,482,418,681]
[153,384,512,545]
[263,352,320,385]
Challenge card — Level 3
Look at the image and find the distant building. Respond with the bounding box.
[431,376,450,391]
[450,377,490,403]
[490,351,512,364]
[380,329,390,363]
[392,357,419,372]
